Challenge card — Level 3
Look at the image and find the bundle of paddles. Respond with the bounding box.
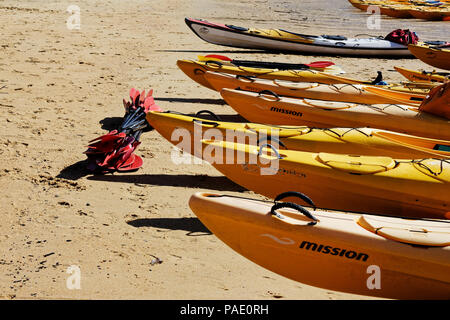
[84,89,161,172]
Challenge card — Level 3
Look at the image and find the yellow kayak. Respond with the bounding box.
[409,44,450,71]
[189,192,450,299]
[394,66,449,83]
[348,0,411,13]
[178,59,435,99]
[378,4,415,18]
[197,140,450,219]
[408,6,450,20]
[349,0,450,20]
[177,59,375,90]
[220,88,450,140]
[146,111,450,159]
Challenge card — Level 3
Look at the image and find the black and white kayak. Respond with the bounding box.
[185,18,414,57]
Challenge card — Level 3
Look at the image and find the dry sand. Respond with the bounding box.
[0,0,447,300]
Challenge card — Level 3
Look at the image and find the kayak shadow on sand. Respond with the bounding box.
[99,116,123,131]
[156,49,269,54]
[157,49,415,59]
[127,217,211,236]
[57,160,92,180]
[87,174,247,192]
[58,166,248,191]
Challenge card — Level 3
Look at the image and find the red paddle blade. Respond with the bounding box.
[139,90,146,104]
[306,61,335,68]
[204,54,232,61]
[115,140,140,168]
[116,154,143,172]
[143,94,162,112]
[87,130,122,144]
[129,88,139,102]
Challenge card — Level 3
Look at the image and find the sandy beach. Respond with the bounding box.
[0,0,448,300]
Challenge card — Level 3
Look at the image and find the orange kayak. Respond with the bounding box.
[408,44,450,71]
[203,71,406,105]
[220,89,450,140]
[190,192,450,299]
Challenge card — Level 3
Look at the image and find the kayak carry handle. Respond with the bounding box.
[274,191,316,210]
[225,24,249,32]
[195,110,222,121]
[258,143,282,159]
[258,136,287,150]
[257,90,281,101]
[205,60,223,68]
[194,68,206,75]
[192,119,220,128]
[236,75,255,82]
[271,202,318,225]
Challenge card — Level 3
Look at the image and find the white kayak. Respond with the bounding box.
[185,18,414,57]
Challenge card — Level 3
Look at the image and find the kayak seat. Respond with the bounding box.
[434,144,450,152]
[226,25,249,32]
[424,40,448,46]
[321,35,348,41]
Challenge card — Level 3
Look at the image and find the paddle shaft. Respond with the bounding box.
[230,59,325,70]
